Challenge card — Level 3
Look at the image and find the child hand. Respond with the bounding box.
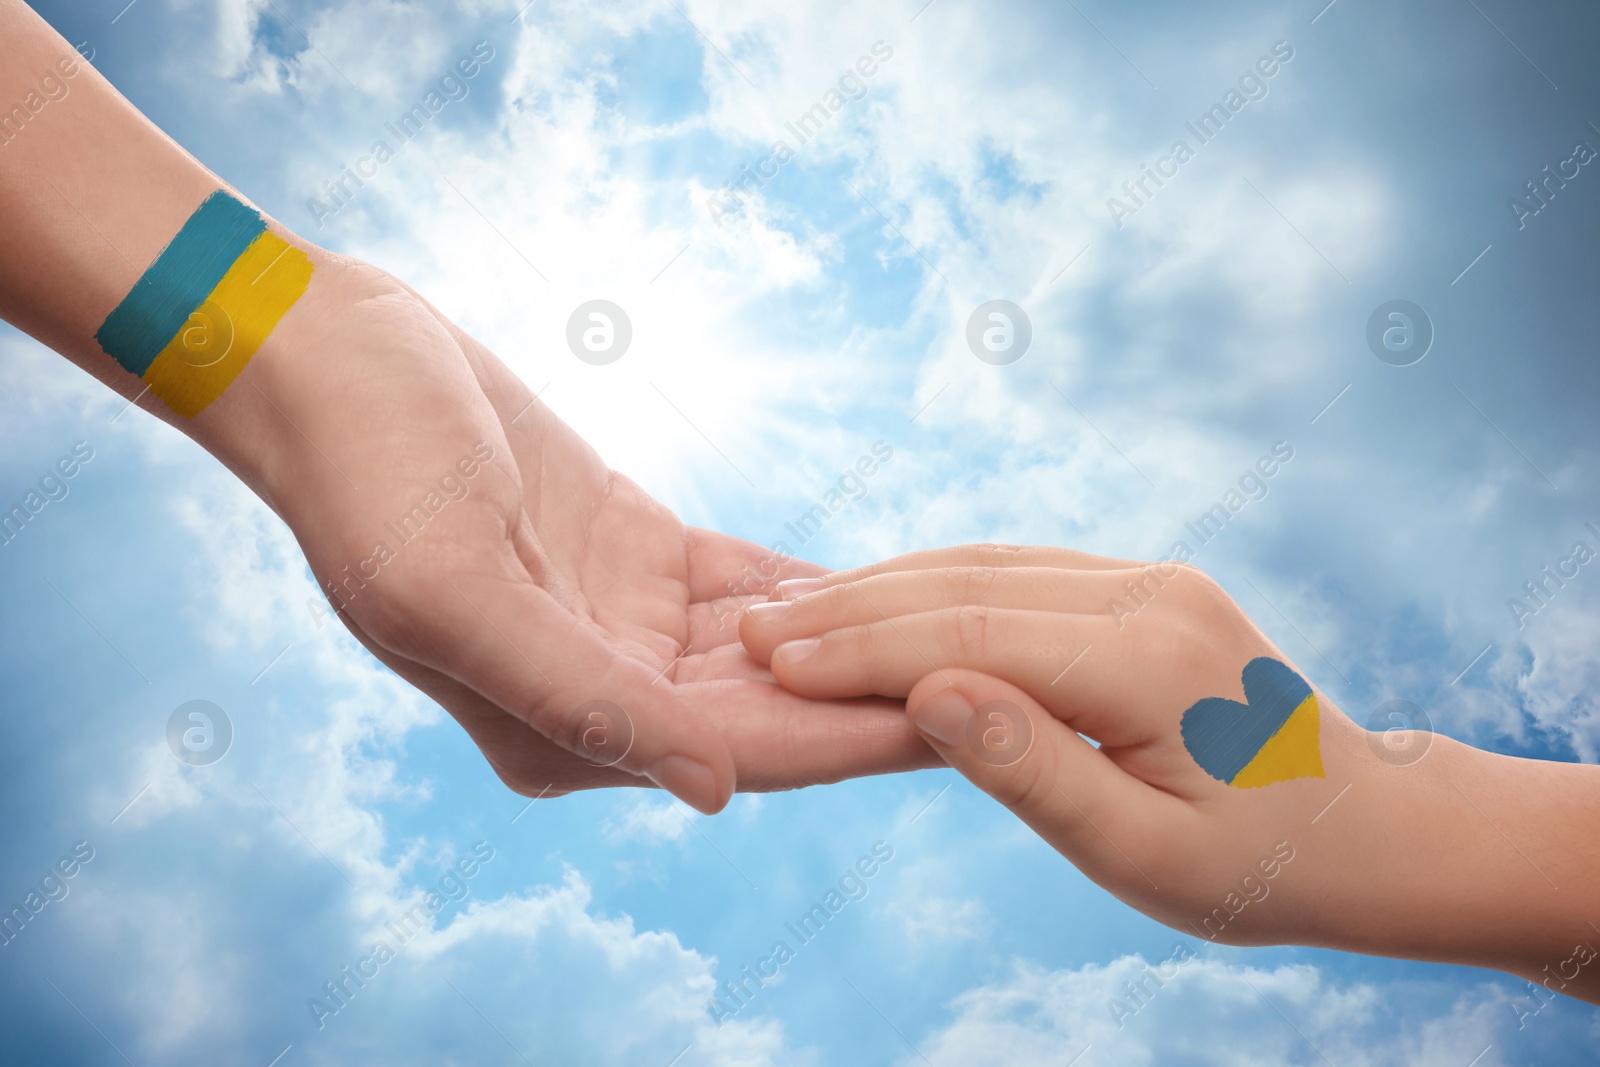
[740,545,1600,1001]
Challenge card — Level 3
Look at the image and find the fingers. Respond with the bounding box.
[353,612,938,796]
[763,603,1109,702]
[355,541,736,814]
[670,643,940,788]
[685,529,832,648]
[758,600,1183,751]
[684,526,829,603]
[777,543,1143,600]
[906,669,1185,900]
[321,292,742,809]
[742,565,1159,663]
[346,618,641,796]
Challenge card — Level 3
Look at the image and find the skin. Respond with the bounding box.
[741,545,1600,1005]
[8,0,1593,1009]
[0,2,935,813]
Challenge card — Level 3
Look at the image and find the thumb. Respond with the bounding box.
[906,670,1153,872]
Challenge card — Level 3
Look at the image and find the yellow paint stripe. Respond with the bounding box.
[1230,694,1325,789]
[140,232,313,418]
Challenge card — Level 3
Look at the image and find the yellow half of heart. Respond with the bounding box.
[1229,693,1325,789]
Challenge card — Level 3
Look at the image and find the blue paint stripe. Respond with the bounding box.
[94,191,266,377]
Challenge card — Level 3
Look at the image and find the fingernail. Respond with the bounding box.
[745,601,792,622]
[775,578,825,601]
[645,755,722,815]
[772,637,822,666]
[916,689,974,748]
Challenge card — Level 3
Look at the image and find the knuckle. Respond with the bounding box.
[821,580,860,617]
[951,604,993,658]
[1162,563,1227,613]
[971,542,1023,568]
[943,566,997,606]
[848,621,879,660]
[556,697,636,765]
[1141,571,1246,677]
[986,734,1056,811]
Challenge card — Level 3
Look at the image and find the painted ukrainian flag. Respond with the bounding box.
[95,190,313,418]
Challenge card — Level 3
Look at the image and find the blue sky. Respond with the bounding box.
[4,0,1600,1062]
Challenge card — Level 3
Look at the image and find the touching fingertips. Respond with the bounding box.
[772,637,822,668]
[913,689,974,748]
[744,600,792,622]
[775,577,825,600]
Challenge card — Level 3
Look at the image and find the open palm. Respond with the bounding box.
[239,254,931,809]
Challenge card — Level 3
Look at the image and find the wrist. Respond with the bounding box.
[173,242,381,503]
[1298,731,1599,998]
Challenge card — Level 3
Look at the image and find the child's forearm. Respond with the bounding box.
[1321,734,1600,1000]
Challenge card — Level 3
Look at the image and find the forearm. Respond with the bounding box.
[3,2,228,361]
[0,0,336,490]
[1308,732,1600,1002]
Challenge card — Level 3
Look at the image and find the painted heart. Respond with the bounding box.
[1180,657,1325,788]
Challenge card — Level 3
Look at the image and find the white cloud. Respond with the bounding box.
[386,867,797,1066]
[1502,600,1600,761]
[913,954,1512,1067]
[604,794,698,844]
[47,418,807,1065]
[883,893,988,943]
[204,0,1408,577]
[8,2,1597,1064]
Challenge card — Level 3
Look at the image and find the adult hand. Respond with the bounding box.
[224,256,934,812]
[0,3,933,813]
[741,546,1600,999]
